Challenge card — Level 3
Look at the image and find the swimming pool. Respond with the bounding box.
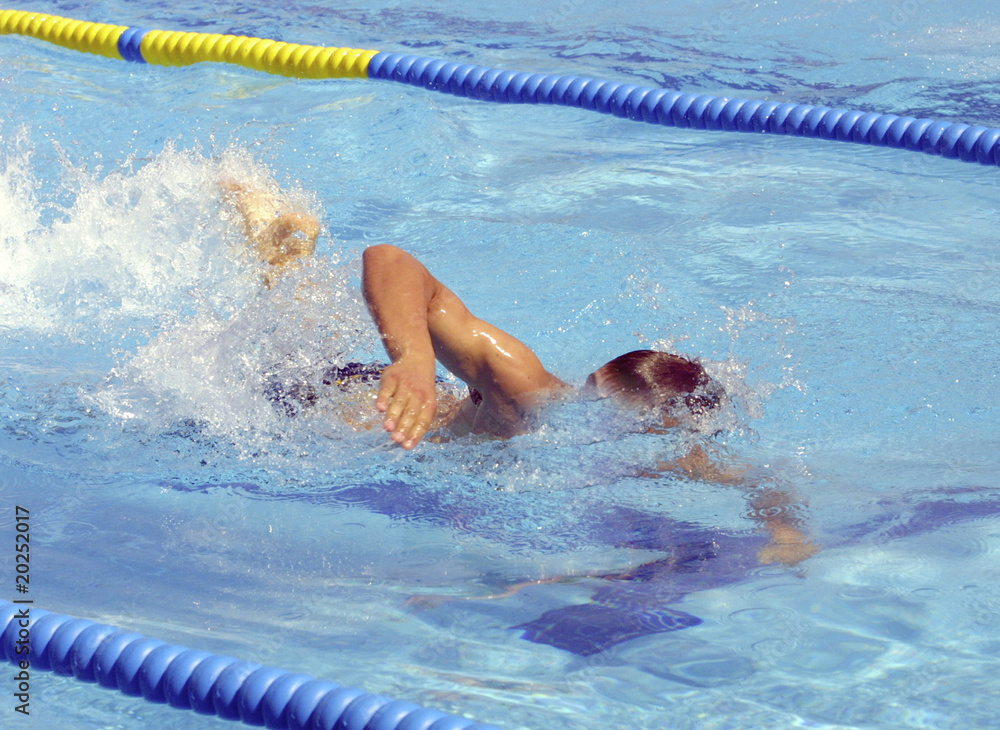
[2,0,1000,727]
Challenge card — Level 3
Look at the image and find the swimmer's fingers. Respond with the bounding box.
[376,362,438,450]
[376,370,416,426]
[392,398,436,450]
[374,374,398,415]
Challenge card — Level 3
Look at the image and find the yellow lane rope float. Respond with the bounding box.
[0,9,377,77]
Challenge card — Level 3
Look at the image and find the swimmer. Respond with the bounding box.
[220,178,722,449]
[222,177,817,565]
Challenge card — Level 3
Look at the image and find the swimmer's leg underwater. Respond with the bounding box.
[367,482,1000,656]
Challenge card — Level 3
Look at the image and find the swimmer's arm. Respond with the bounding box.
[362,245,441,449]
[424,285,566,436]
[362,244,562,446]
[656,446,819,566]
[657,444,745,485]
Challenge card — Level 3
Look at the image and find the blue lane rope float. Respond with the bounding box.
[3,9,1000,166]
[0,601,502,730]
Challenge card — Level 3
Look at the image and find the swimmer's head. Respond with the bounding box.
[584,350,724,425]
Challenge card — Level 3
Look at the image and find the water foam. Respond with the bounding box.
[0,128,376,459]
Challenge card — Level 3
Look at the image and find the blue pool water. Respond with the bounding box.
[2,0,1000,728]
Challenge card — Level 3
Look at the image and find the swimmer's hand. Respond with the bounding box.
[757,537,820,567]
[376,355,438,450]
[755,514,820,566]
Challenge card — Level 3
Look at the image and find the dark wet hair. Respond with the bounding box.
[586,350,723,418]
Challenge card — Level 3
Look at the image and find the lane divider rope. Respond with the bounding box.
[1,600,502,730]
[3,8,1000,166]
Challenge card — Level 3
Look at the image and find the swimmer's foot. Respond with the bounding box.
[405,576,577,610]
[404,594,457,610]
